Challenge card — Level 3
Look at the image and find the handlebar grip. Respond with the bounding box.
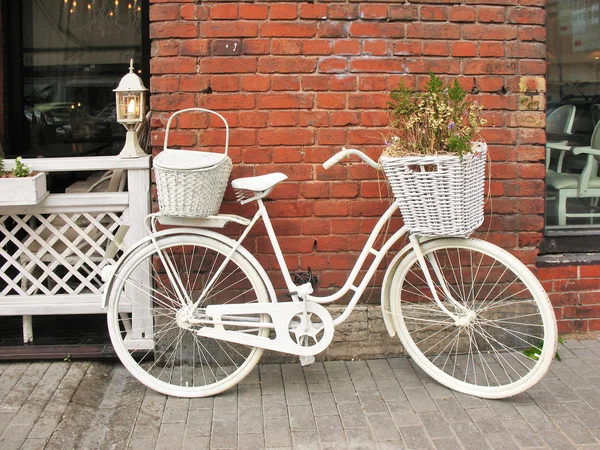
[323,149,349,170]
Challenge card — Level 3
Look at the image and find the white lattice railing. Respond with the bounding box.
[0,156,151,342]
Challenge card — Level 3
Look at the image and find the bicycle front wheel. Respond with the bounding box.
[389,238,557,399]
[106,233,270,397]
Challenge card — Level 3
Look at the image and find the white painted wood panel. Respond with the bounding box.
[2,156,151,172]
[0,155,153,342]
[0,173,48,206]
[125,167,153,341]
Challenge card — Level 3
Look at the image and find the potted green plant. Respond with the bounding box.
[0,157,48,206]
[380,74,487,237]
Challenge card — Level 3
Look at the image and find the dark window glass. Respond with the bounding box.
[5,0,144,158]
[545,0,600,251]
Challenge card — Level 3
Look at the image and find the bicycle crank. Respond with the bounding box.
[197,302,334,356]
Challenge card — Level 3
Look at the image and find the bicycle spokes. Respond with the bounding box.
[390,239,555,398]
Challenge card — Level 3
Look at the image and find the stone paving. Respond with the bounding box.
[1,339,600,449]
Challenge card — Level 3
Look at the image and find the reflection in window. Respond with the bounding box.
[10,0,142,158]
[546,0,600,230]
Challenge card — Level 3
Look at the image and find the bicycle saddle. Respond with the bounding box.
[232,172,288,193]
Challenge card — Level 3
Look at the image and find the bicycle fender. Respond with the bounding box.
[101,227,277,309]
[381,251,406,338]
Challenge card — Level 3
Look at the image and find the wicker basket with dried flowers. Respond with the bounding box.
[381,74,487,237]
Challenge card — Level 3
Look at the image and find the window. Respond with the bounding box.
[544,0,600,253]
[3,0,148,158]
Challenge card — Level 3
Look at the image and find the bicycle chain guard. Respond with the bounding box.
[197,302,334,356]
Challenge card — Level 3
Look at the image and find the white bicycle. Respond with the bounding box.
[102,148,557,399]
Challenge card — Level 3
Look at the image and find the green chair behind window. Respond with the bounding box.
[546,119,600,226]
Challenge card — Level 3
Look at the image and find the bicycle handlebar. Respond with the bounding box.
[323,147,381,170]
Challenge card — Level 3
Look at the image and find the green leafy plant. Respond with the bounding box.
[522,336,564,362]
[12,157,31,178]
[0,156,34,178]
[384,73,486,158]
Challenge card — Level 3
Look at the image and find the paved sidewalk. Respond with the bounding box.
[0,339,600,449]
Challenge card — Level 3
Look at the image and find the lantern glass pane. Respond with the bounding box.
[117,93,142,123]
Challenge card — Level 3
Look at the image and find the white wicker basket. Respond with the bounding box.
[381,142,487,237]
[154,108,233,218]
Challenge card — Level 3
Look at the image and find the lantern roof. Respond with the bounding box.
[114,60,148,93]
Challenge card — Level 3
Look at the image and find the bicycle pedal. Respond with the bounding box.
[299,355,315,366]
[101,264,115,282]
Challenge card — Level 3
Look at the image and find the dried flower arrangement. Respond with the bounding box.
[383,73,486,158]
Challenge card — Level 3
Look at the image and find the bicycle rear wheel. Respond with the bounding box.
[105,233,270,397]
[389,238,557,399]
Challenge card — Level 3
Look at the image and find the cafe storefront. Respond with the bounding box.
[0,0,598,354]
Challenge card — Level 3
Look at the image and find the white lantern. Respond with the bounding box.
[114,59,148,157]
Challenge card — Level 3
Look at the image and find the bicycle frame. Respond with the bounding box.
[162,196,458,328]
[262,197,467,324]
[259,198,408,326]
[144,190,467,334]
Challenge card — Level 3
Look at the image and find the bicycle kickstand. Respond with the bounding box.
[297,282,316,366]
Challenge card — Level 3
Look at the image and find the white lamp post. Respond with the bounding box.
[114,59,148,158]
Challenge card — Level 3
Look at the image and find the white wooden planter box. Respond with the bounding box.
[0,172,48,206]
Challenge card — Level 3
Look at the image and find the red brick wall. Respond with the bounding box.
[148,0,598,332]
[540,265,600,334]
